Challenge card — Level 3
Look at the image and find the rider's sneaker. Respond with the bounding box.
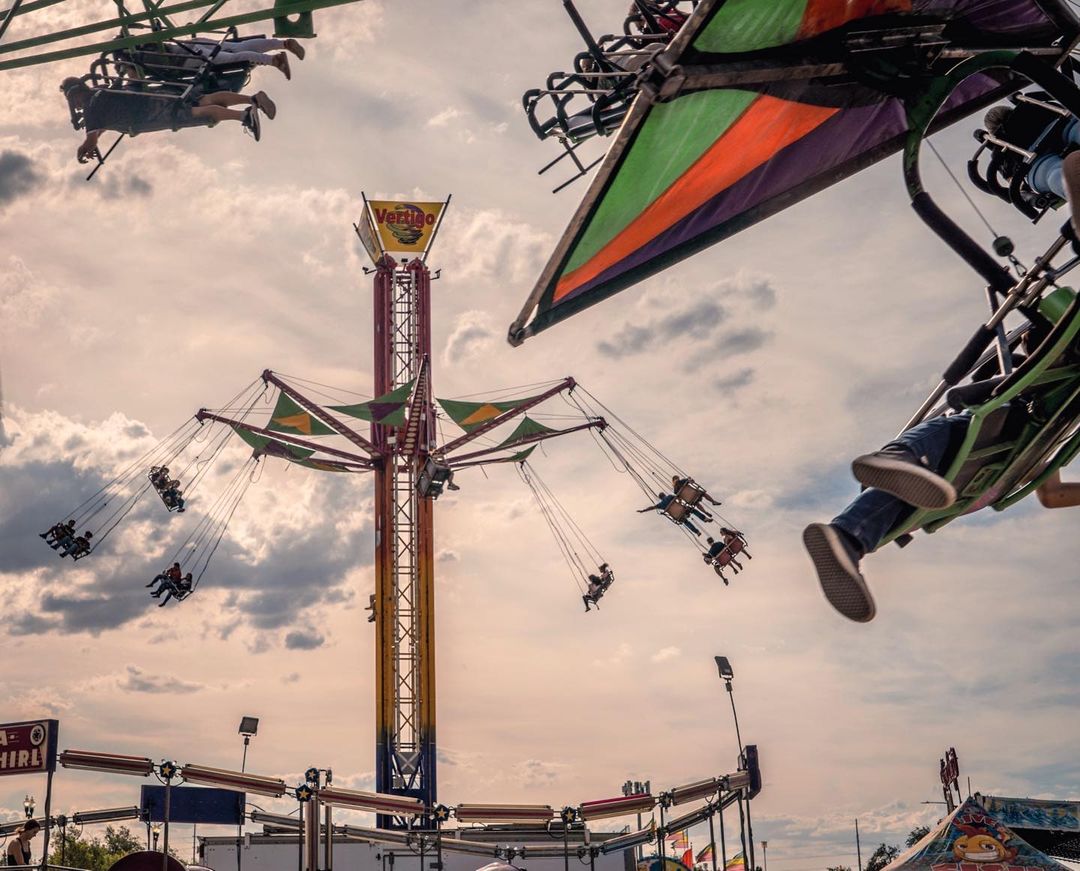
[243,106,261,142]
[852,448,956,509]
[802,523,875,623]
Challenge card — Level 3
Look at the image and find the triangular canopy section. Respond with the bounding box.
[329,381,414,427]
[438,396,537,433]
[495,417,558,450]
[509,0,1080,341]
[232,426,315,460]
[268,394,336,437]
[884,797,1072,871]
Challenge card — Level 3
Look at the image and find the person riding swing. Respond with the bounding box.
[582,563,615,612]
[60,75,278,163]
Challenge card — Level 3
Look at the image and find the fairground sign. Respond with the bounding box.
[355,195,449,261]
[0,719,59,775]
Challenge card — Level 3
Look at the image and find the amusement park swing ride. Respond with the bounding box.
[34,195,758,857]
[509,0,1080,576]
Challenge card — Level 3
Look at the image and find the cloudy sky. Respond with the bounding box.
[1,1,1079,869]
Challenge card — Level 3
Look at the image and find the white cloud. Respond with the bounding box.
[651,646,681,663]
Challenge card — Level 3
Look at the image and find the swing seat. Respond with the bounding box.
[877,289,1080,549]
[662,499,691,523]
[674,479,706,506]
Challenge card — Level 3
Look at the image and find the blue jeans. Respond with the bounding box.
[832,414,970,554]
[1027,118,1080,199]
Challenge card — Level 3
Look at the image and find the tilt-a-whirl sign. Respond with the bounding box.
[0,719,59,775]
[354,194,449,262]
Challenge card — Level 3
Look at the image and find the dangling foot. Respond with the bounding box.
[272,52,291,80]
[852,448,956,509]
[802,523,875,623]
[284,37,305,59]
[253,91,277,120]
[242,106,262,141]
[447,482,460,491]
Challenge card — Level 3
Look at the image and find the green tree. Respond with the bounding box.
[864,843,900,871]
[827,865,853,871]
[906,826,931,848]
[49,824,148,871]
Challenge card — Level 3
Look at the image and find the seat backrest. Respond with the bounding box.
[663,499,689,521]
[675,480,704,505]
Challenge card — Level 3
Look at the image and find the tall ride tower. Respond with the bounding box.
[370,252,437,825]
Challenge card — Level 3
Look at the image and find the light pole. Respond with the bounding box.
[23,796,35,820]
[715,656,754,871]
[761,840,768,871]
[238,718,259,871]
[152,823,162,852]
[713,657,743,759]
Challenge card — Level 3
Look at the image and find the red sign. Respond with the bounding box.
[0,719,59,776]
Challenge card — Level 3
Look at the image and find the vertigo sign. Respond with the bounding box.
[367,200,447,255]
[0,720,59,776]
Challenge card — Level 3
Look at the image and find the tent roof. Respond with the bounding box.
[976,796,1080,863]
[884,797,1071,871]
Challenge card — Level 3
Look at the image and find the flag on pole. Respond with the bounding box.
[724,852,746,871]
[669,831,689,850]
[696,845,715,864]
[681,849,694,867]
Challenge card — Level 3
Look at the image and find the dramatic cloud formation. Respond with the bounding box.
[0,150,42,205]
[1,3,1078,867]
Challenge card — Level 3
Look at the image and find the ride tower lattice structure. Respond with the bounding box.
[192,202,607,829]
[371,252,438,830]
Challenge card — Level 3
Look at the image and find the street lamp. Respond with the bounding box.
[714,656,743,759]
[152,823,162,852]
[762,840,768,871]
[237,717,259,871]
[23,795,35,820]
[238,717,259,772]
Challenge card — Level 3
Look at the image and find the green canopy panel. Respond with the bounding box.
[268,393,336,437]
[495,417,557,450]
[290,457,368,473]
[330,380,414,427]
[438,396,537,433]
[232,426,314,460]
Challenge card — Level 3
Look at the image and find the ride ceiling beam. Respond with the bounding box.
[196,409,373,467]
[0,0,359,71]
[438,377,576,456]
[447,418,605,467]
[262,370,381,459]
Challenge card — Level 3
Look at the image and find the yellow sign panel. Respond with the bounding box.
[368,200,445,253]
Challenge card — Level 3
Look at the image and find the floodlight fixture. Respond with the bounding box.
[180,764,288,797]
[318,787,425,816]
[669,777,722,806]
[714,657,733,682]
[578,792,655,821]
[238,717,259,738]
[454,804,555,824]
[59,750,155,777]
[71,806,143,825]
